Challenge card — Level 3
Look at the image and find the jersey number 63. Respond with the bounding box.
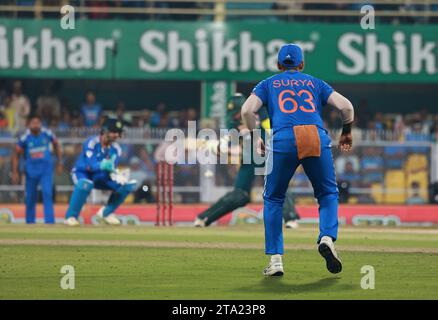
[278,89,316,114]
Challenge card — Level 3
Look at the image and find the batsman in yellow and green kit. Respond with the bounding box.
[194,93,300,228]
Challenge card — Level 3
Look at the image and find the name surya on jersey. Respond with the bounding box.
[272,79,316,88]
[241,43,355,277]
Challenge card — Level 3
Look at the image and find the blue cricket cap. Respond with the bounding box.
[277,43,303,68]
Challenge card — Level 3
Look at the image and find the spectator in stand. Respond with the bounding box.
[360,147,384,184]
[81,91,102,128]
[86,0,110,19]
[0,92,8,126]
[404,121,430,154]
[58,109,71,130]
[373,112,385,130]
[337,160,360,204]
[383,145,406,169]
[114,101,132,127]
[335,154,360,175]
[138,148,156,177]
[407,181,426,205]
[393,114,405,132]
[167,111,181,128]
[0,126,13,185]
[0,86,7,107]
[70,110,82,127]
[419,108,434,134]
[186,107,198,122]
[0,109,8,129]
[116,141,133,166]
[175,163,200,203]
[338,161,361,187]
[151,102,168,128]
[326,109,343,130]
[36,82,61,127]
[138,109,152,129]
[431,118,438,142]
[1,96,14,130]
[172,107,197,128]
[10,80,31,132]
[49,116,60,131]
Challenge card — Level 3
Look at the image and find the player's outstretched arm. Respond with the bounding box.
[52,138,63,175]
[241,94,263,131]
[11,146,23,184]
[327,91,354,152]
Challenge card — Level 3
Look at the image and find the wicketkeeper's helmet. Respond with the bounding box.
[101,117,124,135]
[226,93,247,129]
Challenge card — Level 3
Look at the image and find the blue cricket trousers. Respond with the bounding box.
[263,127,339,255]
[25,170,55,224]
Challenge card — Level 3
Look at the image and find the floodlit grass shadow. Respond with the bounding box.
[260,276,341,293]
[236,276,353,295]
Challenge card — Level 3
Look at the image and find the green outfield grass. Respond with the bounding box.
[0,224,437,300]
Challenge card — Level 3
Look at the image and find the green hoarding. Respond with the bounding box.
[0,18,437,82]
[201,80,235,123]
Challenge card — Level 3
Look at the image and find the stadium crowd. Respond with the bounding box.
[0,80,435,206]
[1,0,437,24]
[1,80,437,139]
[0,81,199,132]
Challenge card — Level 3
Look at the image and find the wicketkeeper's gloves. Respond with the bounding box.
[100,155,116,172]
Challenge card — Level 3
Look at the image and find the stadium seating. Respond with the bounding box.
[405,154,428,173]
[384,170,406,204]
[406,171,429,201]
[371,183,384,204]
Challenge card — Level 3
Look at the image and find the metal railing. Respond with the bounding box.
[0,127,435,205]
[0,127,436,142]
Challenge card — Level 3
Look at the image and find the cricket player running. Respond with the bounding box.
[241,43,354,276]
[64,118,136,226]
[194,93,300,228]
[12,114,62,224]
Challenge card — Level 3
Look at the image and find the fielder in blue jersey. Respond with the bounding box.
[12,115,62,224]
[64,118,136,226]
[241,43,355,276]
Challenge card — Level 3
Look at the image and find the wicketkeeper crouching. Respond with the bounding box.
[64,118,137,226]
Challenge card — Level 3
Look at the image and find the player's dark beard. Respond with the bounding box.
[102,133,118,146]
[30,128,41,135]
[101,134,110,147]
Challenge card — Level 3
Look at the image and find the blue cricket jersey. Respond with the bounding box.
[81,104,102,127]
[17,128,56,176]
[252,70,334,134]
[73,135,122,174]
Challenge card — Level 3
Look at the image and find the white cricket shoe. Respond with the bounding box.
[285,220,299,229]
[263,254,284,276]
[194,217,207,227]
[318,236,342,274]
[64,217,80,226]
[97,207,122,226]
